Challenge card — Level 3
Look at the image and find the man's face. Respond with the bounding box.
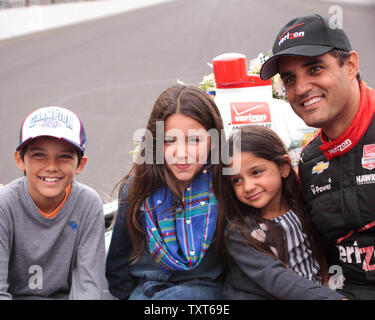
[278,53,357,133]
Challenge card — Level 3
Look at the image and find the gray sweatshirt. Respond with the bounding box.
[0,177,105,299]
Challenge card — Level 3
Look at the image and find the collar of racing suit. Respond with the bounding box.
[319,81,375,160]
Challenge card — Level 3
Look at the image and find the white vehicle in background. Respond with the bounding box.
[103,200,117,299]
[103,199,117,256]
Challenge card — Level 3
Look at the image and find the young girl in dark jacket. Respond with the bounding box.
[220,125,344,300]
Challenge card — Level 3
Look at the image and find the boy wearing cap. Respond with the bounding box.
[260,14,375,299]
[0,106,105,299]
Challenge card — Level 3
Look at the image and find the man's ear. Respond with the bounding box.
[280,154,291,178]
[75,156,88,175]
[14,151,26,171]
[346,51,359,81]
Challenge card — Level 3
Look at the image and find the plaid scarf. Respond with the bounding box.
[142,169,217,273]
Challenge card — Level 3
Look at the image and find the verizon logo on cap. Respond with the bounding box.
[278,22,305,46]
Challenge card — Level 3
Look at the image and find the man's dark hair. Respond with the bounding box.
[329,49,361,82]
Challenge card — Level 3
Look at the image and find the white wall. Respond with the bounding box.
[0,0,176,41]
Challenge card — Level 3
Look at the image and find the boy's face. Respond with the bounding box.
[14,137,87,213]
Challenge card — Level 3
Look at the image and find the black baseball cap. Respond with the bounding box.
[260,14,353,80]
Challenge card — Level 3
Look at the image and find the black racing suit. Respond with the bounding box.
[298,81,375,299]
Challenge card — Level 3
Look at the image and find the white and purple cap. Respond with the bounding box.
[16,106,87,152]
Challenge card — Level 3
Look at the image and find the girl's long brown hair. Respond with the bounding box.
[217,125,327,278]
[119,84,225,263]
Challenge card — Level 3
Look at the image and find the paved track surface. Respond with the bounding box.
[1,0,374,200]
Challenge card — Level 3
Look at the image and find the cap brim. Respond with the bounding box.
[16,136,85,152]
[260,45,333,80]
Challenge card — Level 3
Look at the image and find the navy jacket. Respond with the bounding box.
[105,178,223,300]
[223,227,344,300]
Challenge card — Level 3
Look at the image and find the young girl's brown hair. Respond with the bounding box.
[119,84,225,262]
[218,125,327,278]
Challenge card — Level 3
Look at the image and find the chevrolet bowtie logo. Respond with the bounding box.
[312,161,329,174]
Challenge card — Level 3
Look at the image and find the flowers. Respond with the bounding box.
[129,137,144,163]
[198,51,287,101]
[198,70,216,96]
[247,52,287,101]
[272,74,286,100]
[247,52,270,74]
[129,141,141,163]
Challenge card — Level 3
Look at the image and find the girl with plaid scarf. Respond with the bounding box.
[106,85,225,300]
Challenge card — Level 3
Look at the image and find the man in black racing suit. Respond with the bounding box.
[260,14,375,299]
